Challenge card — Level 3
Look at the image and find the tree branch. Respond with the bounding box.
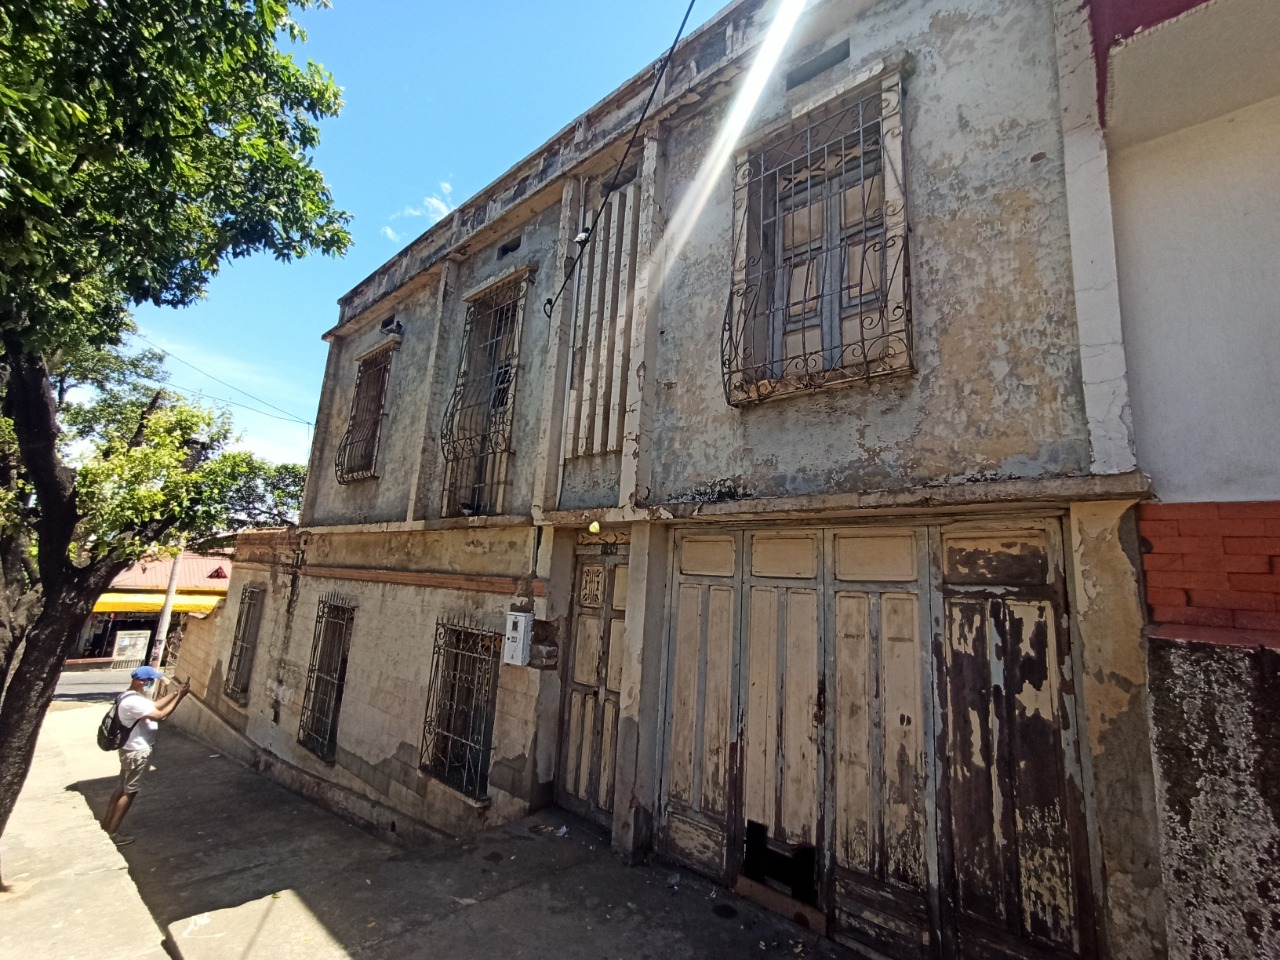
[1,343,76,593]
[127,390,163,451]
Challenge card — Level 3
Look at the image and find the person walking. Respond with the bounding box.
[100,665,191,846]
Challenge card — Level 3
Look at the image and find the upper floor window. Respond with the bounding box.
[335,342,396,484]
[440,271,530,517]
[722,71,910,404]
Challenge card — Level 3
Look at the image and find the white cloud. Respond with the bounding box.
[385,182,456,240]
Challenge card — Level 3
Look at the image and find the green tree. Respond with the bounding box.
[222,459,306,528]
[0,0,349,875]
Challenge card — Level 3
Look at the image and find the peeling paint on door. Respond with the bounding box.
[658,520,1097,960]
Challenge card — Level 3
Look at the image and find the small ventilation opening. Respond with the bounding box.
[785,39,850,90]
[497,235,522,259]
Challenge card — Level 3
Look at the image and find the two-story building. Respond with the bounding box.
[172,1,1280,957]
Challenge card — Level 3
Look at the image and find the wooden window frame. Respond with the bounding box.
[723,67,911,405]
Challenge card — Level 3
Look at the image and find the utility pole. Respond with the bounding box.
[149,548,184,669]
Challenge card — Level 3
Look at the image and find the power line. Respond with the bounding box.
[135,374,312,425]
[543,0,698,320]
[134,333,312,425]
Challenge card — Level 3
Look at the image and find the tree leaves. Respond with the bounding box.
[0,0,351,351]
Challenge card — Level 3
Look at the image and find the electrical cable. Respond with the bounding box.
[133,333,312,424]
[134,373,313,425]
[543,0,698,320]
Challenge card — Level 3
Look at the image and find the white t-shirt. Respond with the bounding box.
[116,691,159,752]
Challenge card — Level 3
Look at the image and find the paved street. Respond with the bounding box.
[3,674,853,960]
[52,667,137,705]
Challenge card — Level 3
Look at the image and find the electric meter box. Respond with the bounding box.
[503,612,533,666]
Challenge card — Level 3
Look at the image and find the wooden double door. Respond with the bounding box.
[657,521,1098,960]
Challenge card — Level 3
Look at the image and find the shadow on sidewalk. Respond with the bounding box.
[69,729,849,960]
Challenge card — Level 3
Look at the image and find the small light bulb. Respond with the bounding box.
[588,520,602,534]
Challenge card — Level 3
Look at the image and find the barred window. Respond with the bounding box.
[298,593,355,762]
[723,71,910,404]
[223,584,265,704]
[440,272,530,517]
[420,619,502,799]
[335,343,395,484]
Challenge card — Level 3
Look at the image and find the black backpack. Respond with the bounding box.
[97,693,141,751]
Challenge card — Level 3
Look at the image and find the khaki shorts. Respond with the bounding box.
[118,748,152,794]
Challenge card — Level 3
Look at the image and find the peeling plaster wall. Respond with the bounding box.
[184,528,556,838]
[305,282,440,526]
[1149,639,1280,960]
[1067,501,1168,958]
[307,200,563,527]
[650,0,1090,504]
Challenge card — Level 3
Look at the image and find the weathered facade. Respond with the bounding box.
[1085,0,1280,957]
[172,1,1280,956]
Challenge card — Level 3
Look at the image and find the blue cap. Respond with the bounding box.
[131,665,163,681]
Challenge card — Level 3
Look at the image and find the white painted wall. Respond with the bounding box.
[1111,94,1280,502]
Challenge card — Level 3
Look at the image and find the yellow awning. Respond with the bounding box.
[93,592,222,614]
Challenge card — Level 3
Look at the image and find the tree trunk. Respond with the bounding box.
[0,341,134,888]
[0,589,98,888]
[0,341,183,887]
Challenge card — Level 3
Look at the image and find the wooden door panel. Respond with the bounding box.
[661,534,738,880]
[606,619,626,693]
[945,598,1007,928]
[573,616,601,686]
[940,526,1093,960]
[577,694,596,798]
[668,581,702,807]
[565,690,584,796]
[744,585,779,831]
[780,588,821,846]
[702,585,735,819]
[1000,600,1076,948]
[829,550,931,960]
[834,591,873,873]
[881,592,924,888]
[599,697,618,810]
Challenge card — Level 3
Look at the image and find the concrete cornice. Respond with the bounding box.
[539,472,1152,527]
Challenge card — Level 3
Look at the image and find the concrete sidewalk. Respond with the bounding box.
[3,684,852,960]
[1,693,168,960]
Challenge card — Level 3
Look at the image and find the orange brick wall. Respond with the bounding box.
[1138,501,1280,632]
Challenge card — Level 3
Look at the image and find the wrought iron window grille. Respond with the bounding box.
[335,342,397,484]
[420,618,503,800]
[298,592,356,763]
[722,73,911,405]
[440,271,531,517]
[223,583,265,704]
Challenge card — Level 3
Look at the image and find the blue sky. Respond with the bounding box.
[131,0,723,465]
